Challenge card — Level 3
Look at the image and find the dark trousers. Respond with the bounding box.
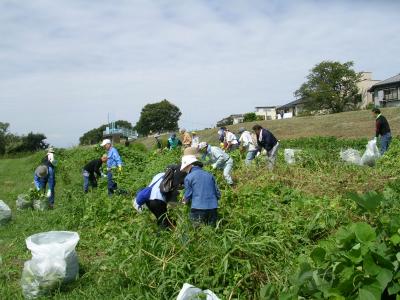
[83,171,98,193]
[190,208,218,226]
[145,200,173,229]
[107,171,117,196]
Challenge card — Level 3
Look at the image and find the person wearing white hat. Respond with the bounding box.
[198,142,234,186]
[181,155,220,226]
[238,127,259,166]
[37,146,57,208]
[101,139,123,195]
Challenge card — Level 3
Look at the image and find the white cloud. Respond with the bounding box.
[0,0,399,146]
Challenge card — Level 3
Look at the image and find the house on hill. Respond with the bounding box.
[277,98,308,118]
[255,106,277,120]
[357,72,381,108]
[368,73,400,108]
[103,124,138,144]
[231,114,244,124]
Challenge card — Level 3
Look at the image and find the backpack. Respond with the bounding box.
[135,176,163,206]
[159,167,176,194]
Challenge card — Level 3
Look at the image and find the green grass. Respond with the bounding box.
[0,137,399,299]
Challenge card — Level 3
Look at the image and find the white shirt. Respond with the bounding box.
[149,172,166,202]
[191,136,200,147]
[225,131,238,145]
[239,131,257,151]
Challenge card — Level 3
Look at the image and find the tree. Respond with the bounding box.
[243,113,257,122]
[216,116,233,127]
[295,61,362,113]
[0,122,9,155]
[79,120,134,145]
[135,99,181,135]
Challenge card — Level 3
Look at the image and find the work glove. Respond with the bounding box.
[46,189,52,198]
[101,172,107,178]
[212,163,217,170]
[373,137,377,141]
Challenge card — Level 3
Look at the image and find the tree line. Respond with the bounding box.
[0,122,48,155]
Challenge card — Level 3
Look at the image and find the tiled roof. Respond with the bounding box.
[369,74,400,91]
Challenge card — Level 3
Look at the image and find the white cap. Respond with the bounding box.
[180,155,198,171]
[101,139,111,146]
[198,142,208,150]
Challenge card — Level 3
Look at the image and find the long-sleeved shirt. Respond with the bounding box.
[83,159,103,177]
[149,172,166,202]
[34,166,55,191]
[107,147,122,169]
[182,132,192,146]
[257,128,278,152]
[184,166,220,209]
[203,145,230,168]
[239,131,258,151]
[375,114,391,137]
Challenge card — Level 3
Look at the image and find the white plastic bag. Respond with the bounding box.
[21,231,80,299]
[284,149,301,165]
[340,149,362,166]
[177,283,220,300]
[16,194,33,210]
[361,139,380,167]
[33,198,48,211]
[0,200,12,225]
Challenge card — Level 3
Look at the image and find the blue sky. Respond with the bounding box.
[0,0,399,147]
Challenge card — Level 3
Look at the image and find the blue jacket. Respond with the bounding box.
[34,166,55,191]
[107,147,122,169]
[184,166,220,209]
[257,128,278,152]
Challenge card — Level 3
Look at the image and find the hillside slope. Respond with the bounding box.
[138,107,399,148]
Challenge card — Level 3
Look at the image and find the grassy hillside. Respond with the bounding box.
[137,107,400,149]
[1,136,400,299]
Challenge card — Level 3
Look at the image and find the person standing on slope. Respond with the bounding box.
[101,139,122,196]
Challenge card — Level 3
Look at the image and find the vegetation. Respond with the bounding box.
[243,112,257,122]
[295,61,362,113]
[135,99,181,136]
[0,134,399,299]
[79,120,134,145]
[0,122,48,155]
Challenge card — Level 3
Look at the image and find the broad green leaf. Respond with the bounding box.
[388,282,400,295]
[391,234,400,246]
[376,268,393,290]
[363,253,382,276]
[357,288,379,300]
[353,223,376,243]
[311,247,326,265]
[348,191,383,212]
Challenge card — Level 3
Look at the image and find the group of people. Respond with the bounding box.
[32,108,392,216]
[134,124,281,229]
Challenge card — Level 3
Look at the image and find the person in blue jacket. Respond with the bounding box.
[252,124,279,170]
[181,155,221,226]
[34,164,55,209]
[101,139,123,195]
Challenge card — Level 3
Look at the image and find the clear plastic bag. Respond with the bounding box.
[33,198,48,211]
[0,200,12,225]
[177,283,220,300]
[284,149,301,165]
[361,139,380,167]
[21,231,80,299]
[340,149,362,166]
[16,194,33,210]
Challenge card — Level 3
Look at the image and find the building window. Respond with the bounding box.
[383,88,398,101]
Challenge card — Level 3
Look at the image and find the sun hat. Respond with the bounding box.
[180,155,198,171]
[238,127,246,134]
[35,165,48,178]
[198,142,208,150]
[47,147,55,153]
[183,147,199,156]
[100,139,111,146]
